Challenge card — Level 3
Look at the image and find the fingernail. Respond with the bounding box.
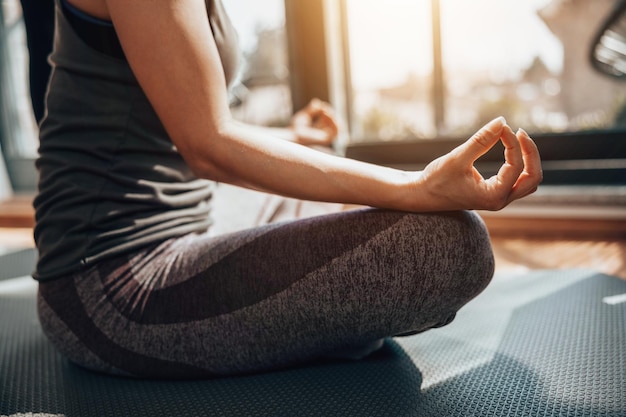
[517,127,528,136]
[490,116,506,127]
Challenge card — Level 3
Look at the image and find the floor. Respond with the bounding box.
[491,236,626,280]
[481,211,626,280]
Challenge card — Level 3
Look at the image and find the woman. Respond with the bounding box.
[34,0,542,378]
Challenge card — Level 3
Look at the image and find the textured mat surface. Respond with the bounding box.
[1,269,625,417]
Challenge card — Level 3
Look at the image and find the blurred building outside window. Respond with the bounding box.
[343,0,626,143]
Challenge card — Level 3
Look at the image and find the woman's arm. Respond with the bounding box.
[105,0,541,212]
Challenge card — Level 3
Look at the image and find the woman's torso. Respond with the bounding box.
[33,0,240,280]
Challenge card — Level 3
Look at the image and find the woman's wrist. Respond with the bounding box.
[357,168,423,212]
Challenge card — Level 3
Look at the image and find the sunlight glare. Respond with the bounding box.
[347,0,562,90]
[346,0,433,90]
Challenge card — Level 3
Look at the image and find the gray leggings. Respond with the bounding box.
[37,208,494,378]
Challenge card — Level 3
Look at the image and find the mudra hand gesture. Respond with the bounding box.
[411,117,542,211]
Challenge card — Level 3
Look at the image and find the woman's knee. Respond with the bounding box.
[433,210,494,306]
[376,210,493,335]
[399,210,494,312]
[459,210,494,296]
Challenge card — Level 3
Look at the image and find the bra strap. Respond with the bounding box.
[60,0,126,60]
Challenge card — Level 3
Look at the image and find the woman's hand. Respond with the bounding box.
[290,99,339,147]
[411,117,542,211]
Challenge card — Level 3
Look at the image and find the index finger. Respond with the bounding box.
[455,117,506,164]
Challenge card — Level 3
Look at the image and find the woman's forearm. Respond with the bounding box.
[193,119,414,210]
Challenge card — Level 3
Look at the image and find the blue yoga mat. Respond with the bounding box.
[1,267,624,416]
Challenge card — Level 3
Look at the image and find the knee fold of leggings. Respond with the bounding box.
[399,210,494,332]
[463,210,495,292]
[445,210,495,311]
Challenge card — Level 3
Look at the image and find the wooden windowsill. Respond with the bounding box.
[480,213,626,240]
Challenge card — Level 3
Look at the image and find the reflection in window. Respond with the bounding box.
[222,0,292,127]
[343,0,626,143]
[0,0,38,157]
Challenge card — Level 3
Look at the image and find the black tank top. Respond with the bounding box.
[33,0,240,280]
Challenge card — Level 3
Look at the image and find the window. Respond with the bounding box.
[343,0,626,143]
[343,0,435,140]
